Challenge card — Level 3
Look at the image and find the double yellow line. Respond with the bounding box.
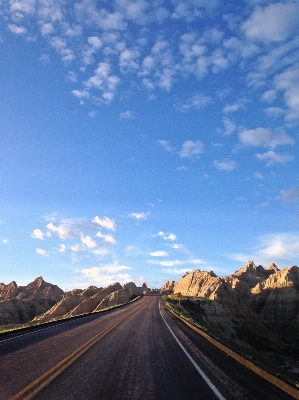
[10,300,146,400]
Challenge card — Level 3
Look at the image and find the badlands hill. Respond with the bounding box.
[161,261,299,378]
[0,278,148,326]
[0,277,64,325]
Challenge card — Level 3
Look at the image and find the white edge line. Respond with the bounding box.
[159,301,226,400]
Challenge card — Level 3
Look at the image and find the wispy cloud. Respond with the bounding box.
[229,232,299,268]
[80,263,132,286]
[157,140,175,152]
[276,187,299,203]
[179,140,204,158]
[255,151,294,167]
[150,251,169,257]
[129,212,150,220]
[93,216,116,231]
[120,110,134,119]
[214,159,236,171]
[36,248,49,257]
[175,94,212,112]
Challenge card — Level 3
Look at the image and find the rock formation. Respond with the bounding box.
[33,282,133,322]
[166,261,299,368]
[0,277,64,325]
[94,289,132,312]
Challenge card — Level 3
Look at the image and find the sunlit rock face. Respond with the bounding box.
[169,262,299,349]
[65,283,123,318]
[173,270,223,299]
[160,280,176,294]
[93,289,132,312]
[34,282,122,321]
[0,276,64,302]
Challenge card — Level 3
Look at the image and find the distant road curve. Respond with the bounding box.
[0,295,297,400]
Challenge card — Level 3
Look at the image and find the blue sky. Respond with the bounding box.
[1,0,299,290]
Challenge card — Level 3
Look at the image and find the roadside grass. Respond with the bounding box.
[163,295,299,389]
[0,295,142,336]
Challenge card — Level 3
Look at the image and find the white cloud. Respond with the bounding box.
[239,128,294,149]
[46,222,76,239]
[8,24,27,34]
[71,244,85,252]
[274,63,299,120]
[80,263,132,285]
[172,243,184,250]
[80,234,98,249]
[276,187,299,203]
[149,259,185,267]
[177,166,188,171]
[59,244,67,253]
[93,216,116,231]
[129,212,150,220]
[88,111,96,118]
[2,239,9,244]
[179,140,204,158]
[153,232,177,241]
[72,89,90,99]
[254,172,263,180]
[157,140,174,152]
[46,218,92,240]
[222,117,235,136]
[163,233,177,241]
[242,2,299,42]
[36,248,49,257]
[150,251,169,257]
[264,107,285,118]
[120,110,134,119]
[119,48,140,73]
[176,94,211,112]
[149,258,203,267]
[82,36,103,65]
[84,62,120,104]
[162,267,191,274]
[222,99,246,113]
[31,229,45,240]
[96,231,116,245]
[261,89,276,103]
[214,159,236,171]
[67,71,77,82]
[255,151,294,167]
[49,36,75,62]
[230,232,299,267]
[94,249,108,257]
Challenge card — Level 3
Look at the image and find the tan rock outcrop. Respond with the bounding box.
[33,282,122,321]
[93,289,132,312]
[122,282,144,295]
[160,280,176,293]
[64,283,122,318]
[173,270,222,299]
[0,277,64,325]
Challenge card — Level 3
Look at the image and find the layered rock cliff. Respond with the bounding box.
[164,261,299,355]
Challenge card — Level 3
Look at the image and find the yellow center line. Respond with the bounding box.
[10,300,147,400]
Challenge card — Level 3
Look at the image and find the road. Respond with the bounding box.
[0,295,296,400]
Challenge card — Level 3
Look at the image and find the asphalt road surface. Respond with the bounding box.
[0,295,296,400]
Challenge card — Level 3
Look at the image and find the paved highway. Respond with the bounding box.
[0,295,296,400]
